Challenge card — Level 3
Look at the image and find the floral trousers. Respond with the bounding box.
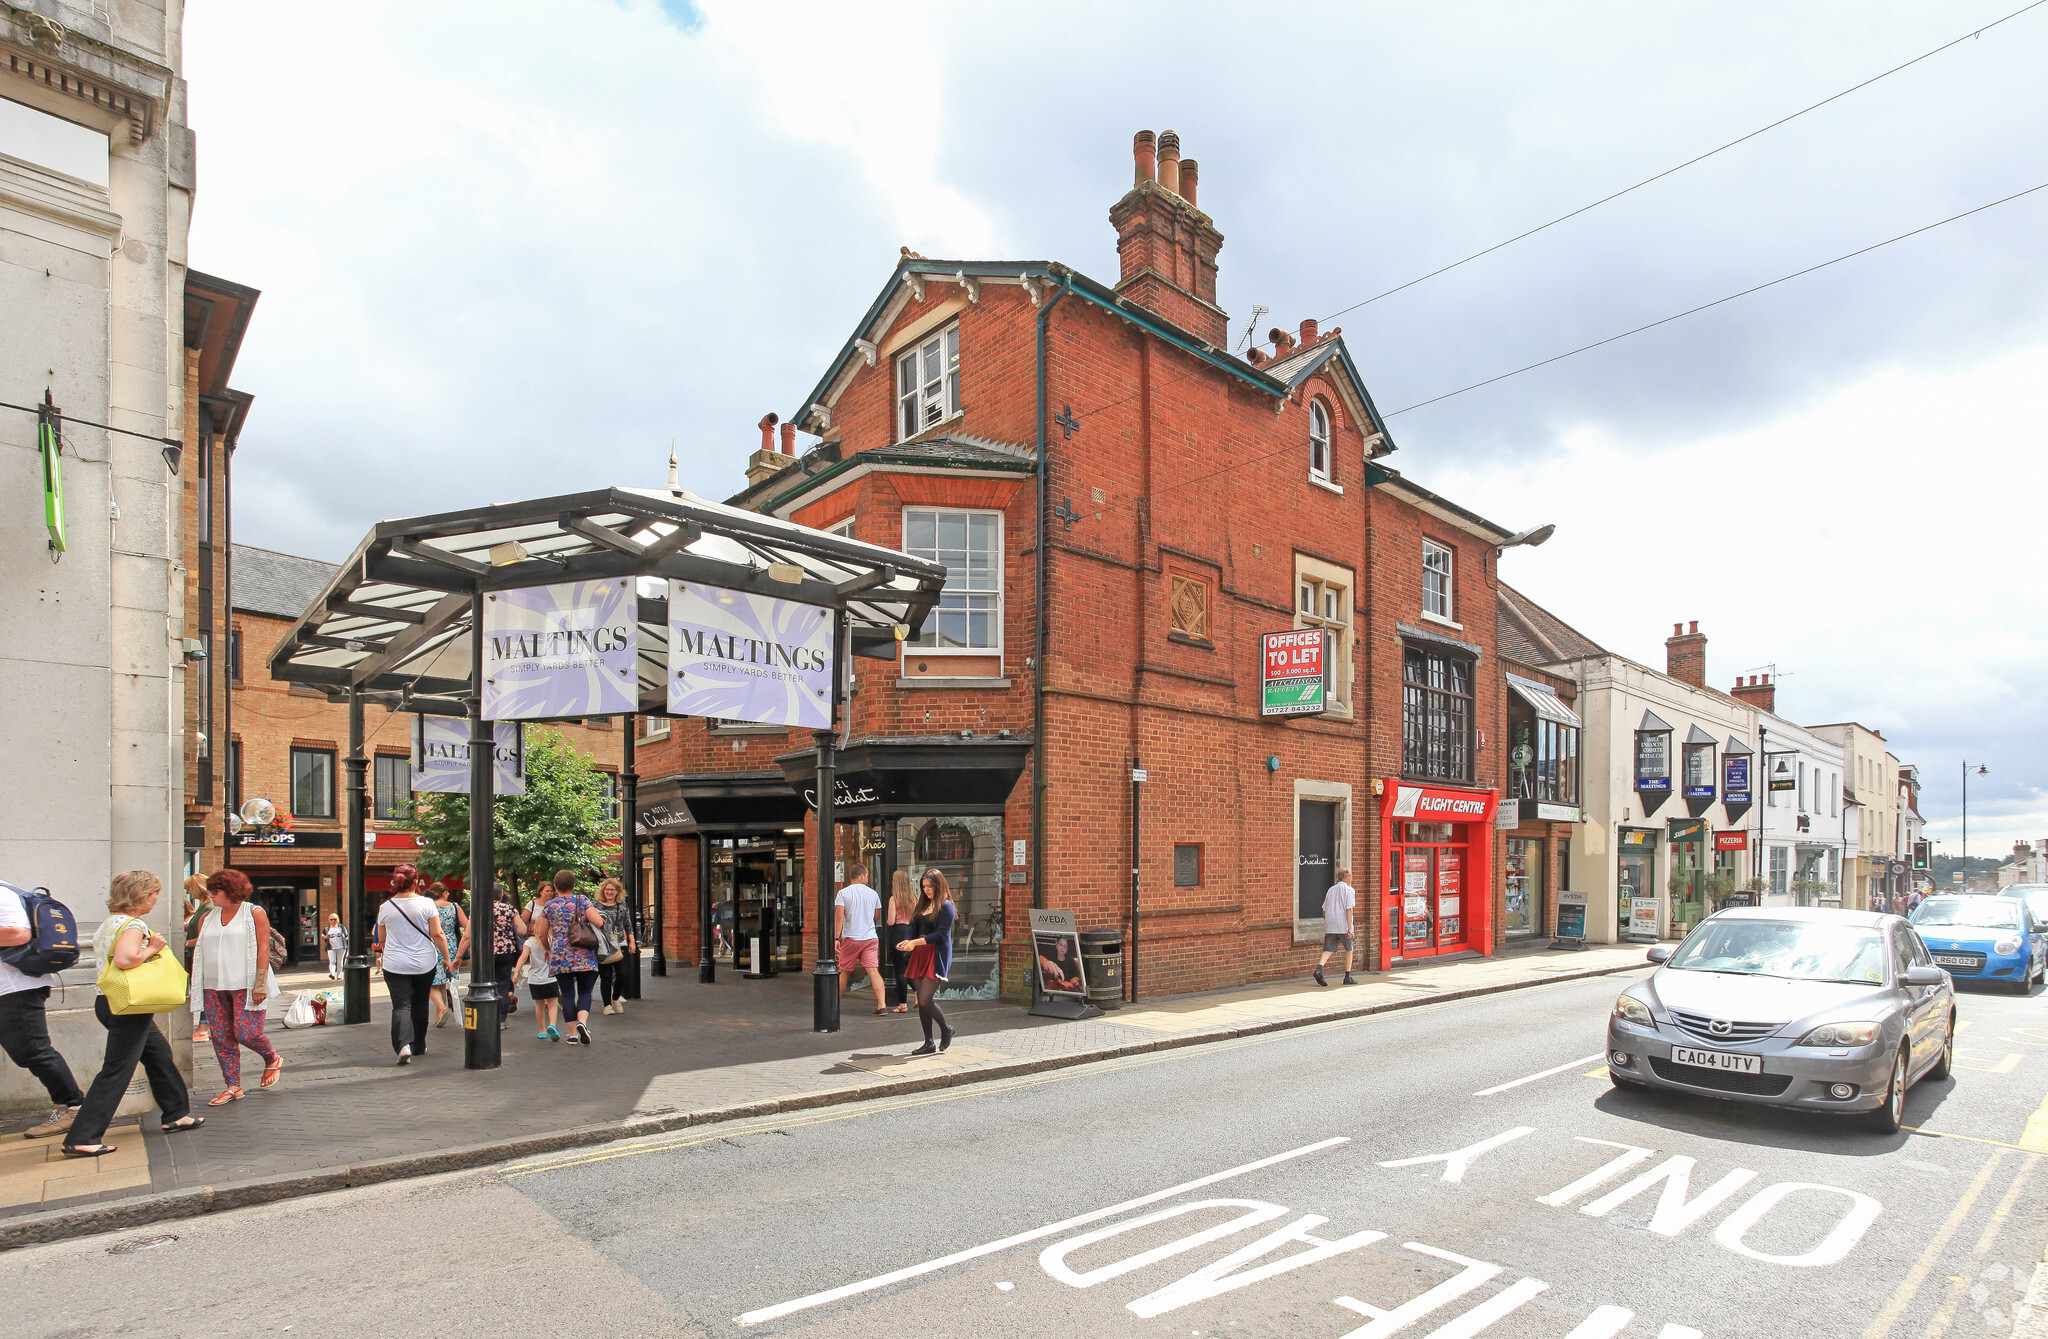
[202,989,278,1087]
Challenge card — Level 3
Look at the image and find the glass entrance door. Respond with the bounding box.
[1391,827,1471,957]
[1618,852,1653,937]
[1504,837,1542,937]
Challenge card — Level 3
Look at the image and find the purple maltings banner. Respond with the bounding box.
[482,578,638,721]
[666,581,833,730]
[412,716,527,796]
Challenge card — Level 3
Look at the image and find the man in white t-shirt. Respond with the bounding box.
[1315,868,1357,988]
[833,863,886,1009]
[0,881,87,1136]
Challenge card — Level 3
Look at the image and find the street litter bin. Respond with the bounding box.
[1079,930,1123,1006]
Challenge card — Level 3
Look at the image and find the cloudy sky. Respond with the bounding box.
[182,0,2048,855]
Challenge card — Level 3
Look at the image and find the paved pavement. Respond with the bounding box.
[11,968,2048,1337]
[0,945,1645,1229]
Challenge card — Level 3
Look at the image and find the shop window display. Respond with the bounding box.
[897,815,1004,999]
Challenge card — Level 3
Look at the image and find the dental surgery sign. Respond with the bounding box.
[666,581,834,730]
[412,716,526,796]
[1261,628,1332,718]
[482,579,638,721]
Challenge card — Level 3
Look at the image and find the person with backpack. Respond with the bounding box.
[189,869,282,1105]
[0,878,86,1138]
[63,871,199,1157]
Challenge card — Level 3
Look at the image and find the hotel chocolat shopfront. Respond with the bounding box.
[635,770,812,976]
[1378,780,1499,963]
[779,737,1030,1000]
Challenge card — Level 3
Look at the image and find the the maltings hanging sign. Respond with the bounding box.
[1260,628,1332,717]
[412,716,526,795]
[482,579,637,721]
[666,581,834,730]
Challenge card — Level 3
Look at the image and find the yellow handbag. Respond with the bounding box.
[96,916,190,1015]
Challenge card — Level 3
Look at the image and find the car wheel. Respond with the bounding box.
[1863,1046,1908,1134]
[1928,1015,1956,1080]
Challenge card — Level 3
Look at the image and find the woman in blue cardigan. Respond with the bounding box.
[895,869,957,1055]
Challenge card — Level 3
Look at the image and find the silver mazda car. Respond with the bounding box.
[1606,907,1955,1132]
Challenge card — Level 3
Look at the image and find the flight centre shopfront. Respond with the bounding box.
[1379,780,1499,963]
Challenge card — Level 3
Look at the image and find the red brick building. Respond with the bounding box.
[637,130,1562,997]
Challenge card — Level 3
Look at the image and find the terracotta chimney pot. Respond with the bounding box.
[757,413,778,454]
[779,422,796,456]
[1133,130,1156,186]
[1180,158,1199,207]
[1157,130,1181,196]
[1299,317,1318,346]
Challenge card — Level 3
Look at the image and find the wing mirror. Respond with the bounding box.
[1646,946,1672,964]
[1903,965,1946,987]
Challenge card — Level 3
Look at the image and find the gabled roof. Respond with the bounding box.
[727,433,1038,514]
[1258,337,1396,457]
[1497,583,1607,666]
[232,544,338,619]
[792,258,1290,439]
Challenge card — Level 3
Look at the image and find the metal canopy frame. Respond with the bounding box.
[266,485,951,1058]
[265,485,947,703]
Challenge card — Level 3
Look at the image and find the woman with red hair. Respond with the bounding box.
[188,869,282,1105]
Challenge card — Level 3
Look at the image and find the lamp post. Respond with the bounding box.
[1962,761,1987,862]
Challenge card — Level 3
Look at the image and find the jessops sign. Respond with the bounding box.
[1260,628,1332,718]
[482,579,637,721]
[412,716,526,796]
[666,581,834,730]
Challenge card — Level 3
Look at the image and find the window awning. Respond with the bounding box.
[1507,676,1583,728]
[264,485,949,708]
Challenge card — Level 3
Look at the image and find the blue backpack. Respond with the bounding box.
[0,882,81,976]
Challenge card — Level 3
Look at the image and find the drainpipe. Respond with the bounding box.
[1032,275,1070,946]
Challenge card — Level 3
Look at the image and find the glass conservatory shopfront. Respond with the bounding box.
[779,736,1032,1001]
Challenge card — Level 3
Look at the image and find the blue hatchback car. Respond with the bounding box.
[1911,895,2046,992]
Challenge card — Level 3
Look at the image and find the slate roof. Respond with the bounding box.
[232,544,338,619]
[1496,582,1607,667]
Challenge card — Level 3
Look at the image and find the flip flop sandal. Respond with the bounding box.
[207,1088,243,1106]
[61,1144,116,1157]
[260,1060,284,1088]
[160,1116,205,1133]
[873,1008,888,1015]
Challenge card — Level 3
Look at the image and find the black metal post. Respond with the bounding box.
[342,690,371,1024]
[812,609,847,1033]
[697,833,714,983]
[1130,753,1141,1004]
[463,589,501,1069]
[651,835,667,976]
[622,716,641,999]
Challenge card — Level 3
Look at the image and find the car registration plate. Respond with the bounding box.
[1932,955,1975,967]
[1671,1046,1760,1074]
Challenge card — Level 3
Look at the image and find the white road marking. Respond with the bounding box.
[1379,1127,1535,1184]
[1539,1138,1654,1206]
[1335,1243,1502,1338]
[1563,1307,1635,1338]
[1041,1200,1289,1289]
[1473,1052,1606,1096]
[1422,1277,1550,1338]
[736,1136,1349,1325]
[1578,1156,1758,1237]
[1126,1212,1386,1318]
[1713,1182,1884,1267]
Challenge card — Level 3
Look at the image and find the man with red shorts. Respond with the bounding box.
[833,863,886,1012]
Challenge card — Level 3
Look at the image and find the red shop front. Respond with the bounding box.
[1379,780,1498,963]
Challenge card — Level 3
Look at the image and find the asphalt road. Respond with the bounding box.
[16,968,2048,1339]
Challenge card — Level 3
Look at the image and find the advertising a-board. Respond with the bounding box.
[1028,909,1087,999]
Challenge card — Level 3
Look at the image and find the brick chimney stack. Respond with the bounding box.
[1730,674,1776,713]
[1665,620,1706,687]
[746,411,797,487]
[1110,128,1228,348]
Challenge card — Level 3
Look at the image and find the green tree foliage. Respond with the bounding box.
[412,727,617,901]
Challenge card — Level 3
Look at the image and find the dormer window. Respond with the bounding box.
[897,324,961,440]
[1308,400,1332,481]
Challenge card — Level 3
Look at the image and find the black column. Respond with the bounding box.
[342,690,371,1024]
[651,835,667,977]
[463,588,501,1069]
[811,609,846,1033]
[622,716,641,999]
[697,833,715,983]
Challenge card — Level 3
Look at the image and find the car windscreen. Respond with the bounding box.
[1665,919,1886,984]
[1914,898,2022,930]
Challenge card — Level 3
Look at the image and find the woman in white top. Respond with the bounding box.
[189,868,281,1106]
[63,871,199,1156]
[373,864,451,1065]
[324,913,347,979]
